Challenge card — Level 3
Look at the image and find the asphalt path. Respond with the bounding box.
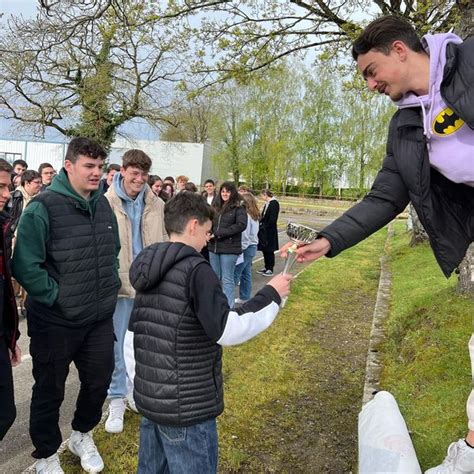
[1,214,335,474]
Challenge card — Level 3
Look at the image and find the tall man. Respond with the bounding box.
[13,137,121,473]
[104,149,167,434]
[0,159,21,441]
[285,16,474,474]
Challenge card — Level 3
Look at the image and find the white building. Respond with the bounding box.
[0,137,217,185]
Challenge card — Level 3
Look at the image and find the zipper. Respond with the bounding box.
[90,211,101,322]
[214,214,222,253]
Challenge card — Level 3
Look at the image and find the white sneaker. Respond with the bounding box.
[105,398,126,433]
[126,391,138,413]
[425,439,474,473]
[234,298,248,305]
[68,430,104,473]
[35,453,64,474]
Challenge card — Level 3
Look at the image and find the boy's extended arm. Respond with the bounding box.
[189,263,281,346]
[12,201,59,306]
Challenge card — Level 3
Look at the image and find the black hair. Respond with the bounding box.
[352,15,424,61]
[21,170,41,186]
[13,159,28,169]
[215,181,240,213]
[204,179,215,186]
[164,191,214,235]
[64,137,107,164]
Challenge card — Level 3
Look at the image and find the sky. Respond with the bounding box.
[0,0,163,142]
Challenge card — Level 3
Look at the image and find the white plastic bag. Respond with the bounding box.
[358,391,421,473]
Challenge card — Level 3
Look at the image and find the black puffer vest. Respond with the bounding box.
[27,191,120,326]
[130,242,224,427]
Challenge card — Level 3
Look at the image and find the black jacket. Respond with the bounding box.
[130,242,225,426]
[209,205,247,255]
[258,199,280,252]
[320,38,474,277]
[0,212,19,351]
[129,241,282,426]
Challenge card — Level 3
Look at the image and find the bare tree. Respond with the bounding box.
[0,0,189,149]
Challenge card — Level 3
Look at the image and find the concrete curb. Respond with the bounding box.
[362,223,394,406]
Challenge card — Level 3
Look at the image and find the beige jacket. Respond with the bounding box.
[105,184,167,298]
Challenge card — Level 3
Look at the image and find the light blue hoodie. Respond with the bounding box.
[112,171,145,259]
[396,33,473,186]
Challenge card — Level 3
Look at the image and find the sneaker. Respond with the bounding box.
[126,391,138,413]
[256,268,267,275]
[35,453,64,474]
[234,298,248,305]
[262,269,273,277]
[68,430,104,473]
[105,398,126,433]
[425,439,474,473]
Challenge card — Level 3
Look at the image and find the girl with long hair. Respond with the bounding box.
[234,193,260,303]
[257,189,280,276]
[208,181,247,307]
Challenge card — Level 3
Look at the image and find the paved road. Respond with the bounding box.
[1,214,334,474]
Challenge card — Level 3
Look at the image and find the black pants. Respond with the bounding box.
[0,337,16,440]
[28,315,114,459]
[263,251,275,272]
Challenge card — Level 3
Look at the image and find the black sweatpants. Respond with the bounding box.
[263,251,275,272]
[0,337,16,440]
[28,315,114,459]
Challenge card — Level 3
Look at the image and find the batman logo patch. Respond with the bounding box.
[433,107,465,136]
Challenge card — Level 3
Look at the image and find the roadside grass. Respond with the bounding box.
[381,222,473,470]
[61,227,386,472]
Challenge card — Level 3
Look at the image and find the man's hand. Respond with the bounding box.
[280,237,331,263]
[266,273,293,299]
[9,343,22,368]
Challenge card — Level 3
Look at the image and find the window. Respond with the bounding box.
[0,152,22,164]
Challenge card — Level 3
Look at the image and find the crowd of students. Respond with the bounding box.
[0,139,291,474]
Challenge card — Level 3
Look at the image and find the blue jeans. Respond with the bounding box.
[209,252,238,308]
[108,297,134,399]
[234,245,257,301]
[138,417,218,474]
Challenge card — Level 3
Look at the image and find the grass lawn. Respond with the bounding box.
[61,226,387,473]
[381,223,473,470]
[60,221,470,472]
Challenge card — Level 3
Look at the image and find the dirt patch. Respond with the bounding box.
[223,290,377,473]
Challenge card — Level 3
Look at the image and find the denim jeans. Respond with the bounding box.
[209,252,238,308]
[138,417,218,474]
[234,245,257,301]
[108,297,134,399]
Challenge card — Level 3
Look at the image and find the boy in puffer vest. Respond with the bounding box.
[128,191,292,473]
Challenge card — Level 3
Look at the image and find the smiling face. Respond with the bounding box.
[204,182,215,196]
[220,187,230,202]
[151,179,163,195]
[357,46,408,101]
[64,155,104,199]
[121,166,149,199]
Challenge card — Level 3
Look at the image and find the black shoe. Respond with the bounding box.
[262,270,273,277]
[256,268,267,275]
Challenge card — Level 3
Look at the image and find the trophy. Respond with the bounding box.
[282,222,319,275]
[281,222,319,306]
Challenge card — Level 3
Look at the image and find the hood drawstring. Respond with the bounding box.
[418,83,436,150]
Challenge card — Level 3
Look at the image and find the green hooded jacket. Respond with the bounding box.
[12,168,120,307]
